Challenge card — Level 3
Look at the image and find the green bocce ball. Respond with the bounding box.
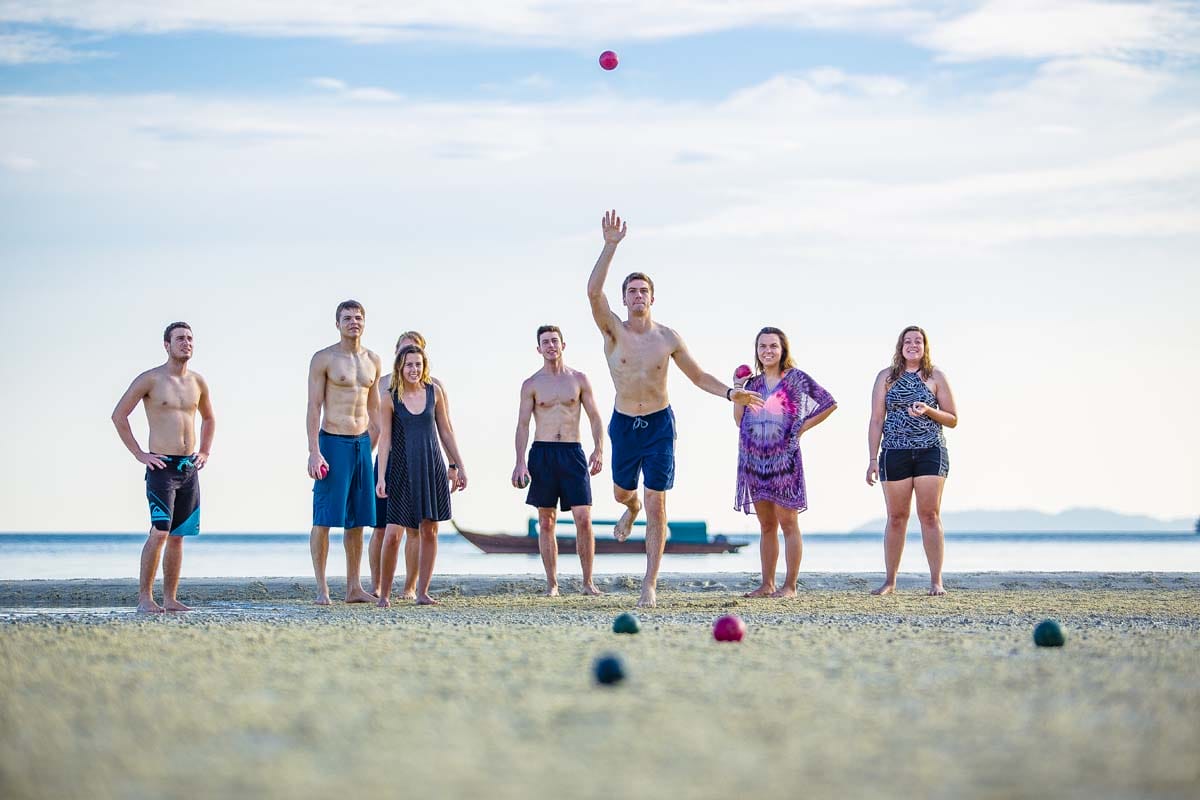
[612,612,641,635]
[1034,619,1065,647]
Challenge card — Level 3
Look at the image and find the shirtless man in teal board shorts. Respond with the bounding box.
[112,321,216,613]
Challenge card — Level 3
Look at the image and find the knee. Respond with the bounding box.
[613,486,634,503]
[886,511,909,526]
[918,509,941,527]
[147,528,169,544]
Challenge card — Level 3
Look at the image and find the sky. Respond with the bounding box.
[1,1,1198,534]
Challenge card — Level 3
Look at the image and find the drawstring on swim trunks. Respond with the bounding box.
[632,417,649,430]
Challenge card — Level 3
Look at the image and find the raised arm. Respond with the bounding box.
[511,378,536,487]
[670,332,763,409]
[579,373,605,476]
[433,383,467,492]
[306,352,328,479]
[111,371,166,469]
[866,369,888,486]
[375,391,393,498]
[195,375,216,469]
[732,369,751,427]
[587,210,626,341]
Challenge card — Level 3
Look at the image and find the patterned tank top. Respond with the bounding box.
[881,371,945,450]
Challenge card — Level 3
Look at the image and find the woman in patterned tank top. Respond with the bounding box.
[865,325,958,596]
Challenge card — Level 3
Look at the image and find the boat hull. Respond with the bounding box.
[453,523,747,555]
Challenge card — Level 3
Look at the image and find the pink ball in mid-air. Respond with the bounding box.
[734,364,752,380]
[599,50,619,71]
[713,614,746,642]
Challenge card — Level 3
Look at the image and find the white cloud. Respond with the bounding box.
[0,30,108,63]
[2,154,38,171]
[310,77,399,102]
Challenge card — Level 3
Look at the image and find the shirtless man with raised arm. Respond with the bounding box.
[512,325,605,597]
[307,299,382,606]
[111,322,215,613]
[587,210,763,607]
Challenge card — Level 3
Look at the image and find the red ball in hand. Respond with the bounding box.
[599,50,619,71]
[318,464,328,480]
[734,364,752,380]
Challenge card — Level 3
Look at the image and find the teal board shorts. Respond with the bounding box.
[146,455,200,537]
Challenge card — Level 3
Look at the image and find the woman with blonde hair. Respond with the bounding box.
[375,344,466,606]
[865,325,958,596]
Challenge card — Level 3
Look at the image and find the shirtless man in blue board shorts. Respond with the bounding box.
[111,322,216,613]
[307,299,383,606]
[512,325,606,597]
[587,210,764,607]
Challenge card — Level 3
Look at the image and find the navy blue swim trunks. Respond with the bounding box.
[526,442,592,511]
[146,455,200,537]
[879,446,949,481]
[313,430,375,529]
[609,406,676,492]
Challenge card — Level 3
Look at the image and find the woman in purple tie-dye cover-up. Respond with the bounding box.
[733,327,837,598]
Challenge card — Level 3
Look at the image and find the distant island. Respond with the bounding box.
[851,507,1196,534]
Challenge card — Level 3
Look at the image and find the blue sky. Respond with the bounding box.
[2,1,1198,534]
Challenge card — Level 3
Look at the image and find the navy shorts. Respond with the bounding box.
[313,430,376,529]
[146,455,200,537]
[879,446,949,481]
[609,406,676,492]
[526,442,592,511]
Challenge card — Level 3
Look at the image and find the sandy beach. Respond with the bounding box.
[2,572,1198,799]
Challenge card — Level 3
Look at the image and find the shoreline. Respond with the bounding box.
[2,571,1197,607]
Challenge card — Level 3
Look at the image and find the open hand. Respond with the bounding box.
[731,388,764,409]
[588,449,603,476]
[138,452,168,470]
[602,210,627,244]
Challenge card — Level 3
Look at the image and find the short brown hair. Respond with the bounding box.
[335,300,365,322]
[621,272,654,297]
[536,325,564,345]
[163,322,191,343]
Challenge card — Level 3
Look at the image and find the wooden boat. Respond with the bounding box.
[452,518,748,555]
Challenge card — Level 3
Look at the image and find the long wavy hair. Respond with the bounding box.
[753,327,796,375]
[888,325,933,383]
[391,344,431,394]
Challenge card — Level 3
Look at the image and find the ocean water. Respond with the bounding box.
[1,531,1197,580]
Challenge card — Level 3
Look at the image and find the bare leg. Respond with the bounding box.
[915,476,948,595]
[368,526,384,596]
[310,525,331,605]
[401,530,419,599]
[872,480,913,595]
[415,520,440,605]
[161,535,190,611]
[376,525,403,607]
[638,489,667,608]
[137,528,168,613]
[612,485,641,542]
[572,505,601,595]
[772,505,802,598]
[342,527,374,603]
[537,508,560,596]
[745,501,779,597]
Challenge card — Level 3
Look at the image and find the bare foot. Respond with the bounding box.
[345,587,376,603]
[544,585,560,597]
[769,586,797,599]
[376,596,391,608]
[743,584,775,598]
[636,585,657,608]
[400,591,417,600]
[871,582,895,596]
[136,598,164,614]
[163,599,191,612]
[581,583,603,596]
[314,592,331,606]
[928,583,947,596]
[416,594,441,606]
[613,501,642,543]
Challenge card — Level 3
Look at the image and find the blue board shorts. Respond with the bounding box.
[313,430,375,529]
[609,406,676,492]
[146,455,200,537]
[526,442,592,511]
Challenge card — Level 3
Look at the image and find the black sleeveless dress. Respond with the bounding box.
[385,383,452,528]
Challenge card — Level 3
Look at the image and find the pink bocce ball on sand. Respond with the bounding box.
[713,614,746,642]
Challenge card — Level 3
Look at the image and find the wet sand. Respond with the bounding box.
[2,573,1198,799]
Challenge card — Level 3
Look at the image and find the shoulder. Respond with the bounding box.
[568,366,592,385]
[657,323,683,347]
[380,374,392,390]
[366,348,382,366]
[930,367,949,382]
[432,375,446,389]
[874,367,891,384]
[520,373,540,393]
[310,346,334,366]
[190,371,209,390]
[132,367,162,391]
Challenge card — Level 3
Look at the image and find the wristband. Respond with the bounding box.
[448,463,458,469]
[726,387,733,401]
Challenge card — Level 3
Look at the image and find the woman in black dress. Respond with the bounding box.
[375,344,467,606]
